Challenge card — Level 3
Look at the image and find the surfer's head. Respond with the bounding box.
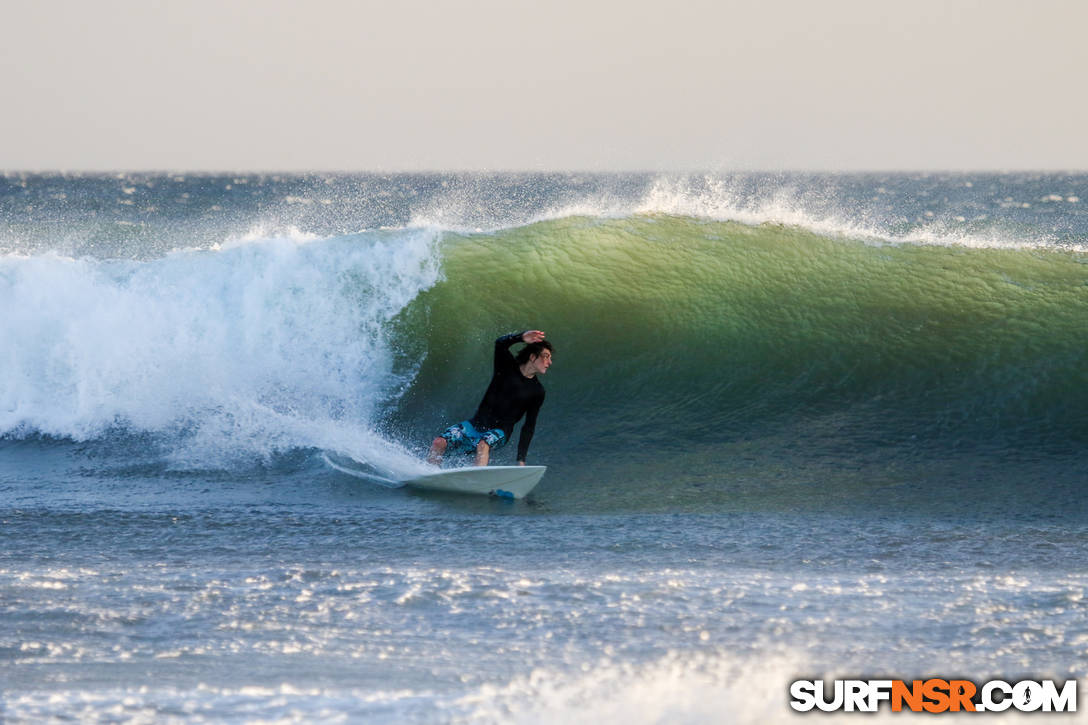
[517,340,553,376]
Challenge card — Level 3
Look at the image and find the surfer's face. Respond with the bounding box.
[527,349,552,376]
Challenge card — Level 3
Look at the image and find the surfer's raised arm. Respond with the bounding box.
[428,329,553,467]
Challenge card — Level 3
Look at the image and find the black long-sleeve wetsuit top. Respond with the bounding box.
[469,332,546,462]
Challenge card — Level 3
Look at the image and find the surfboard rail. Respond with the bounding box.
[323,452,545,499]
[402,465,546,499]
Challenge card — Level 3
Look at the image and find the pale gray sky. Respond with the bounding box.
[3,0,1086,171]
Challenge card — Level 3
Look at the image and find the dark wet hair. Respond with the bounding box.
[515,339,553,365]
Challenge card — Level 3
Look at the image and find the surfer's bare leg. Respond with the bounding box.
[474,441,490,467]
[427,437,447,465]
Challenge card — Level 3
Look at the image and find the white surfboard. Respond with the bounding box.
[401,465,546,499]
[323,452,545,499]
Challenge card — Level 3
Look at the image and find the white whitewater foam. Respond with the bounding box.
[0,229,441,469]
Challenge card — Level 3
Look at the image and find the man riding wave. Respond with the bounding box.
[427,330,552,467]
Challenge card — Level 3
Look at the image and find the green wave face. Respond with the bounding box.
[391,216,1087,510]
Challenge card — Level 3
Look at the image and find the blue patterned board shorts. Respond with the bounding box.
[441,420,507,456]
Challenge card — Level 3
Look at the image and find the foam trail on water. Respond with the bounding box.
[453,651,840,724]
[0,229,441,470]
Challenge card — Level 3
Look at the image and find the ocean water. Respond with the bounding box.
[1,172,1086,722]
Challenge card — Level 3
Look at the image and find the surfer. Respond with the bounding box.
[427,330,552,467]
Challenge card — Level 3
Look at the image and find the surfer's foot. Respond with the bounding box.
[474,441,490,466]
[427,437,447,465]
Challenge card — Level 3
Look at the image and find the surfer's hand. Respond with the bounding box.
[522,330,545,344]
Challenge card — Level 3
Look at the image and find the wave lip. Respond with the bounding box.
[633,174,1088,251]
